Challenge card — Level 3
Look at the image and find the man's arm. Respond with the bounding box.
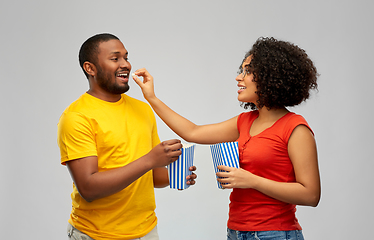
[152,167,169,188]
[66,139,182,202]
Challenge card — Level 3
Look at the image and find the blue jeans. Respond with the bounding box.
[67,223,94,240]
[227,228,304,240]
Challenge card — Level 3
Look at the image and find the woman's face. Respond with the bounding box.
[236,56,258,104]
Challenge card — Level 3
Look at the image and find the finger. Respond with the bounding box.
[165,142,183,152]
[163,145,182,155]
[216,171,229,178]
[133,68,146,76]
[133,68,151,79]
[189,166,197,171]
[172,150,182,157]
[217,178,232,189]
[170,156,180,162]
[172,143,183,151]
[163,139,182,145]
[217,175,227,182]
[186,173,197,180]
[166,150,182,159]
[132,73,142,85]
[186,180,196,185]
[221,184,232,189]
[217,165,232,172]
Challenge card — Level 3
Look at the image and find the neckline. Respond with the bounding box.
[248,111,292,137]
[84,92,125,105]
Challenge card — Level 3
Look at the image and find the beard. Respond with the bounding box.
[96,65,130,94]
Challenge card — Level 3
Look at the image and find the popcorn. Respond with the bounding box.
[210,142,240,189]
[168,144,195,190]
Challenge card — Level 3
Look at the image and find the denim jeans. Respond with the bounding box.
[67,223,94,240]
[67,223,159,240]
[227,228,304,240]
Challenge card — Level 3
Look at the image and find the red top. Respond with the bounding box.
[228,110,313,231]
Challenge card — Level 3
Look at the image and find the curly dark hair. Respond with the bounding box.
[79,33,120,79]
[239,37,319,110]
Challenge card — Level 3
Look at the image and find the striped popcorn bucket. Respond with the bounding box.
[168,144,195,190]
[210,142,240,189]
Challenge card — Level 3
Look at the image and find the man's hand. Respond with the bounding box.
[186,166,197,186]
[147,139,182,169]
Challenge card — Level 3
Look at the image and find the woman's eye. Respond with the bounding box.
[111,58,118,61]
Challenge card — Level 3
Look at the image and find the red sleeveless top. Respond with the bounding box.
[228,110,313,231]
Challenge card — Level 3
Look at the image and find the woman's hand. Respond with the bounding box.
[216,165,256,189]
[132,68,156,100]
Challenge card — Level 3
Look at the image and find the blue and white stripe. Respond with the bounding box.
[168,144,195,190]
[210,142,239,189]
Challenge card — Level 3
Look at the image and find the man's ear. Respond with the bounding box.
[83,62,97,77]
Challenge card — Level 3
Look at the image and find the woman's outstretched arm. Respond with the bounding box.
[133,68,239,144]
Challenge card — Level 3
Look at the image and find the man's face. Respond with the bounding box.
[95,39,131,94]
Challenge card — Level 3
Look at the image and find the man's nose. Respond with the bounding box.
[120,58,131,69]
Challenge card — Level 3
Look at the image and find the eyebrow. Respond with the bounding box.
[109,51,128,55]
[243,63,250,69]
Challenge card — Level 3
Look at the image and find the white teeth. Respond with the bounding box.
[117,73,129,77]
[239,87,246,90]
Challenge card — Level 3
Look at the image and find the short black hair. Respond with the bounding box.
[239,37,319,110]
[78,33,120,79]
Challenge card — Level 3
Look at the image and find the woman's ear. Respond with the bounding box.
[83,62,96,78]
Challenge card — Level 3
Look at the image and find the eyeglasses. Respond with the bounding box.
[240,69,251,78]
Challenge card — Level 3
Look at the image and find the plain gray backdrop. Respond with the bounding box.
[1,0,373,239]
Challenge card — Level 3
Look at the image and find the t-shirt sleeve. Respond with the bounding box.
[57,112,97,165]
[283,114,314,145]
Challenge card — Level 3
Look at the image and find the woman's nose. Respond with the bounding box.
[235,74,242,82]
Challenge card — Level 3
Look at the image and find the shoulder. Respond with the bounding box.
[58,111,92,136]
[237,110,258,131]
[283,113,312,133]
[122,95,156,119]
[238,110,259,122]
[123,94,151,109]
[280,112,314,142]
[62,93,94,114]
[58,94,96,132]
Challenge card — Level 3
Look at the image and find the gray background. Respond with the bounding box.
[1,0,373,239]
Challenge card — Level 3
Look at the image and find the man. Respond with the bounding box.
[57,33,196,240]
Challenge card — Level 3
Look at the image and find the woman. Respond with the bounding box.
[133,37,320,240]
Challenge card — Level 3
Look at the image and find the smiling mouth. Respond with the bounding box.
[239,87,246,90]
[117,73,129,79]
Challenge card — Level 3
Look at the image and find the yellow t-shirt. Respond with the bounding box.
[57,93,160,240]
